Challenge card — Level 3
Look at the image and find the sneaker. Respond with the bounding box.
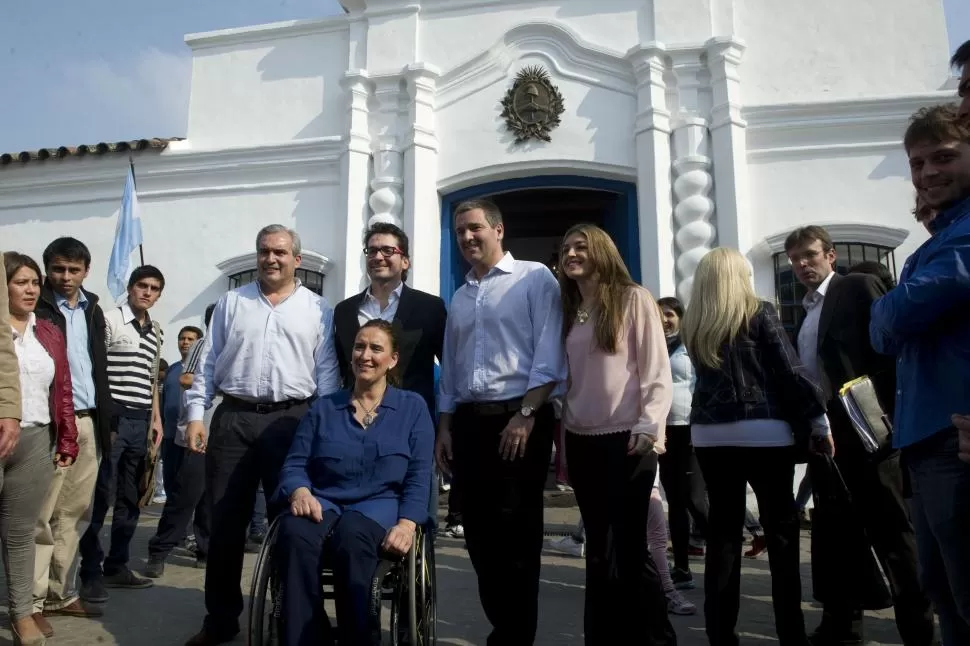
[445,523,465,539]
[744,535,767,559]
[669,566,696,590]
[195,555,207,569]
[687,544,705,558]
[555,482,573,492]
[79,579,109,603]
[103,567,153,589]
[152,493,167,505]
[666,591,697,615]
[245,529,267,554]
[544,535,585,558]
[145,555,165,578]
[797,508,812,530]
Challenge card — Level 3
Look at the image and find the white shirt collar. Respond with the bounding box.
[366,281,404,302]
[11,312,37,342]
[465,251,516,284]
[802,270,836,309]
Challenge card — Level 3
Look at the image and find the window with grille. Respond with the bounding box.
[227,268,324,295]
[773,242,897,337]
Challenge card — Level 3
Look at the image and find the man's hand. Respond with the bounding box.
[952,414,970,464]
[627,433,655,456]
[179,372,195,390]
[54,453,75,468]
[186,421,207,454]
[289,487,323,522]
[811,433,835,458]
[383,519,416,557]
[435,426,454,477]
[151,417,164,450]
[0,418,21,459]
[499,413,534,461]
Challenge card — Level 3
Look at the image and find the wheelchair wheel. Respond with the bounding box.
[248,517,283,646]
[389,527,436,645]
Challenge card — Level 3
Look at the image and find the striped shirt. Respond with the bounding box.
[183,337,205,374]
[104,304,163,410]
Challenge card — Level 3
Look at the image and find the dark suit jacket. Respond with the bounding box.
[797,272,896,454]
[333,284,447,416]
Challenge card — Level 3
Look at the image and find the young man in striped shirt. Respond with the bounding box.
[79,265,165,603]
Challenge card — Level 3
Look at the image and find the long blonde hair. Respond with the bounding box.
[559,224,637,354]
[681,247,761,369]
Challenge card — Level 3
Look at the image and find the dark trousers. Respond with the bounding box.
[445,474,463,526]
[278,511,386,646]
[451,403,553,646]
[148,441,209,559]
[202,399,309,638]
[906,428,970,646]
[566,431,677,646]
[161,437,179,493]
[816,447,935,645]
[658,425,709,571]
[80,414,148,581]
[696,446,807,646]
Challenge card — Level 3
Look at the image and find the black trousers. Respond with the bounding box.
[148,440,209,559]
[658,425,709,571]
[80,413,148,581]
[695,446,807,646]
[566,431,677,646]
[816,446,935,645]
[202,398,309,638]
[451,403,553,646]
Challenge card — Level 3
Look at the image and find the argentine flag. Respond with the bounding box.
[107,165,143,301]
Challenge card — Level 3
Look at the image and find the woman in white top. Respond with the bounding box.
[4,252,79,645]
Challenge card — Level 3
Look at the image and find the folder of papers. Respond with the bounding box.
[838,376,892,453]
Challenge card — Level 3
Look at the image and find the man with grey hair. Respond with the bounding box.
[182,225,340,646]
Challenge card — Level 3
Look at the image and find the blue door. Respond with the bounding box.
[439,176,639,303]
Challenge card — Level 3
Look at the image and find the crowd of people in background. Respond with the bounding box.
[0,38,967,646]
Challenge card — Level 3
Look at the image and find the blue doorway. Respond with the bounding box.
[439,176,639,302]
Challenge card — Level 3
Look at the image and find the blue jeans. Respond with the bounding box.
[906,428,970,646]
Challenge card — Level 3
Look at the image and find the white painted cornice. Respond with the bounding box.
[438,159,637,193]
[763,222,910,254]
[0,137,344,210]
[185,16,349,50]
[216,250,333,276]
[745,91,953,159]
[436,21,635,109]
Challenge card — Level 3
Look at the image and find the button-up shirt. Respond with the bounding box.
[185,281,341,422]
[12,313,55,428]
[357,281,403,326]
[55,291,96,411]
[796,270,834,385]
[438,252,566,413]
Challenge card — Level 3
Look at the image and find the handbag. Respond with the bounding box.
[137,321,164,508]
[838,376,892,453]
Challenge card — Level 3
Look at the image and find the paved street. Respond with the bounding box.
[0,500,910,646]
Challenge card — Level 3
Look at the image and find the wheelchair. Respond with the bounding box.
[248,514,437,645]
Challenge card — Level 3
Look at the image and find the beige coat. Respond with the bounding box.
[0,255,22,420]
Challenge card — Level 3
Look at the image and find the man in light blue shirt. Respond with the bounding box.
[435,199,565,646]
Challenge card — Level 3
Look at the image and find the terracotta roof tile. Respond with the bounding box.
[1,137,183,167]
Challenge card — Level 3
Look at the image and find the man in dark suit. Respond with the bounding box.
[786,226,935,646]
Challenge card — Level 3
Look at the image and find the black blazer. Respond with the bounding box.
[333,284,447,416]
[796,272,896,452]
[34,281,114,450]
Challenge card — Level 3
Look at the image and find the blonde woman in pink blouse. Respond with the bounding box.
[559,224,677,645]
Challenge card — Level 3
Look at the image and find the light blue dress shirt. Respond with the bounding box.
[438,252,566,413]
[56,291,96,411]
[185,281,341,421]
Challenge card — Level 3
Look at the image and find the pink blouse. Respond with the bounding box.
[562,286,672,450]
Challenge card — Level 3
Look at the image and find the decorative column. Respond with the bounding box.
[368,77,406,228]
[402,64,441,293]
[705,38,749,253]
[670,52,716,303]
[337,70,373,297]
[627,43,675,299]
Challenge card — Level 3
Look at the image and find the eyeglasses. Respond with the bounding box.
[787,249,823,265]
[363,245,404,258]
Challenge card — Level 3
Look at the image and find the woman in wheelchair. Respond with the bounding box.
[274,319,435,646]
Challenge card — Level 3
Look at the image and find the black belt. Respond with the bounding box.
[75,409,95,418]
[456,398,523,417]
[222,394,310,415]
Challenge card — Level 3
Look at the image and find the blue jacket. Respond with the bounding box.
[870,195,970,448]
[160,360,184,440]
[275,386,434,530]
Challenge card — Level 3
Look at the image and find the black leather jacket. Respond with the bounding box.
[690,301,826,426]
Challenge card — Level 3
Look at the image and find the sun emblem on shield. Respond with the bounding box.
[500,66,565,143]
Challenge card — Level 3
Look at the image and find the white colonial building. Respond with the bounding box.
[0,0,957,361]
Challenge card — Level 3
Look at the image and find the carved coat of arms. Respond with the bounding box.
[500,66,565,143]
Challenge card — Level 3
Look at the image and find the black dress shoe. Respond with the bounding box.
[184,628,239,646]
[808,626,864,645]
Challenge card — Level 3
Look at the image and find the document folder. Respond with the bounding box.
[838,376,892,453]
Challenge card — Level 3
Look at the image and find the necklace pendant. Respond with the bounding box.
[576,309,590,325]
[362,412,375,427]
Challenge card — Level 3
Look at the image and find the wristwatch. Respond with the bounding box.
[519,404,535,418]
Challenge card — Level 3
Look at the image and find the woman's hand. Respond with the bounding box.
[382,519,416,557]
[289,487,323,522]
[627,433,655,456]
[54,453,75,467]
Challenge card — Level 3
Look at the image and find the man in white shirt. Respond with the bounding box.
[182,225,340,646]
[435,199,566,646]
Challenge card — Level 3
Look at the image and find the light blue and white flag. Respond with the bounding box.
[107,165,143,301]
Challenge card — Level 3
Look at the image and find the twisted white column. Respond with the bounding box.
[673,154,715,302]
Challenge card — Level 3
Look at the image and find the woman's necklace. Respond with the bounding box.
[354,385,386,428]
[576,301,595,325]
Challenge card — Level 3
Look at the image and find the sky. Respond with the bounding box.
[1,0,968,154]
